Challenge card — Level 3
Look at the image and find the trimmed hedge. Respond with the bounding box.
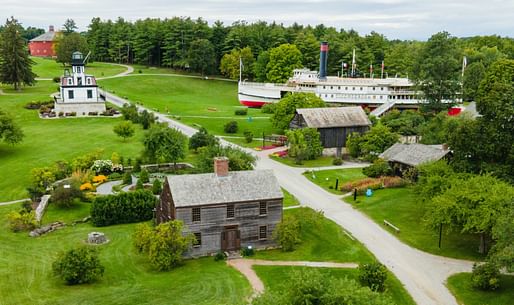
[91,190,157,226]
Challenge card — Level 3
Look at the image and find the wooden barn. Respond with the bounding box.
[379,143,451,175]
[289,106,372,156]
[156,157,283,257]
[29,26,58,57]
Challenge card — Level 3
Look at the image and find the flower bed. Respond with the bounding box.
[341,176,406,194]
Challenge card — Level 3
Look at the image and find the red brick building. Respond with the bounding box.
[29,26,58,57]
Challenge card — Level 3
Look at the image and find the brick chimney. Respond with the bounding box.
[214,157,229,177]
[49,25,54,32]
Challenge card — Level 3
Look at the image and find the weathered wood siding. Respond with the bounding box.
[177,199,283,257]
[319,126,369,148]
[156,179,175,224]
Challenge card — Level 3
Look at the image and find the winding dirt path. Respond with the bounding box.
[227,258,358,294]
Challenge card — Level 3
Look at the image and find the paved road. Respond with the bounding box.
[101,82,474,305]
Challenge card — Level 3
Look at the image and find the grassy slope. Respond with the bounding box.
[0,203,250,305]
[0,81,145,201]
[253,207,374,263]
[349,187,485,260]
[254,266,415,305]
[447,273,514,305]
[31,57,127,78]
[303,168,367,194]
[282,189,300,208]
[98,75,278,138]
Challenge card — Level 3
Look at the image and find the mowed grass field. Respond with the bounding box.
[304,168,368,194]
[0,203,250,305]
[98,75,279,138]
[447,273,514,305]
[31,57,128,79]
[0,81,145,201]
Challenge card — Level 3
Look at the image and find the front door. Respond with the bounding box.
[221,226,241,251]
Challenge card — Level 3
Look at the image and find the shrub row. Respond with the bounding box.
[341,176,406,194]
[234,108,248,115]
[91,190,157,226]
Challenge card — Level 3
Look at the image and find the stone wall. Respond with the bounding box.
[54,102,106,116]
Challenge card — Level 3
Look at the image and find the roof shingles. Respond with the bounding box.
[379,143,450,167]
[296,107,371,128]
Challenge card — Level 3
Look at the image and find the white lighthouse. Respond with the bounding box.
[54,51,106,116]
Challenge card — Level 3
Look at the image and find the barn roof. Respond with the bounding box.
[295,107,371,128]
[30,31,58,42]
[379,143,450,167]
[166,170,283,207]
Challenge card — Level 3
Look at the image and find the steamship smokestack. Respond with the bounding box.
[319,41,329,81]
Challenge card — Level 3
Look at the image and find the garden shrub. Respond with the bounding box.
[260,103,276,114]
[332,158,343,165]
[52,246,104,285]
[273,215,301,251]
[224,121,238,133]
[189,127,218,151]
[152,179,162,195]
[91,160,113,175]
[7,210,36,232]
[362,159,392,178]
[139,169,150,183]
[358,261,388,292]
[240,246,255,257]
[51,183,84,208]
[52,76,60,83]
[92,175,108,184]
[340,176,406,194]
[71,151,103,171]
[122,172,132,185]
[235,108,248,115]
[471,262,501,290]
[214,251,226,261]
[108,172,122,180]
[90,190,157,226]
[80,182,95,191]
[244,130,253,143]
[135,179,144,190]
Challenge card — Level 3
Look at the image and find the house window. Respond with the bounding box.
[68,90,74,99]
[259,202,267,216]
[259,226,267,240]
[193,232,201,247]
[87,78,91,85]
[87,90,93,99]
[67,78,72,85]
[227,204,235,219]
[192,207,201,222]
[360,87,363,91]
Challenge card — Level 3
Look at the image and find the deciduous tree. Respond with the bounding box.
[113,121,135,141]
[271,92,325,131]
[0,109,24,144]
[52,246,104,285]
[142,124,188,165]
[55,32,89,65]
[266,43,303,83]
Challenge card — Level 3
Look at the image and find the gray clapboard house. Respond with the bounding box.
[156,157,283,257]
[379,143,451,175]
[289,106,372,156]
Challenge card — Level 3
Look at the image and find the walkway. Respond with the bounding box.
[227,258,358,294]
[73,78,477,305]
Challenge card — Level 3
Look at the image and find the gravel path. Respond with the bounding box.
[95,180,122,195]
[98,85,474,305]
[227,258,358,294]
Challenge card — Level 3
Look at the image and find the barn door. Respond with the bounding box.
[221,227,240,251]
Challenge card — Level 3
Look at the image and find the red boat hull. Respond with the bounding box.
[239,100,267,108]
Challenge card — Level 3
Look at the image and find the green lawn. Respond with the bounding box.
[303,168,367,194]
[31,57,127,79]
[0,203,250,305]
[348,187,485,261]
[447,273,514,305]
[282,189,300,208]
[0,81,145,201]
[253,207,374,263]
[254,266,415,305]
[98,75,278,138]
[270,155,337,168]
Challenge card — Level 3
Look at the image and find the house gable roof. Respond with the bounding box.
[30,31,58,42]
[379,143,450,167]
[166,169,283,207]
[295,106,371,128]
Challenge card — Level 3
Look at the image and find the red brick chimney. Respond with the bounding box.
[49,25,54,32]
[214,157,229,177]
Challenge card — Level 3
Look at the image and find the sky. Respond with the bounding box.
[2,0,514,40]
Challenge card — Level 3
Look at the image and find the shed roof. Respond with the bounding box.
[295,106,371,128]
[30,31,58,42]
[166,169,283,207]
[379,143,450,167]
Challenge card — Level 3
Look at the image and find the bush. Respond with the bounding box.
[189,127,218,151]
[135,178,144,190]
[53,76,61,83]
[471,262,501,291]
[92,175,108,184]
[243,130,253,143]
[139,169,150,183]
[7,210,37,232]
[332,158,343,165]
[240,246,255,257]
[235,108,248,115]
[196,143,256,173]
[51,183,84,208]
[108,172,122,180]
[362,159,392,178]
[52,246,104,285]
[272,215,301,251]
[224,121,238,133]
[358,262,388,292]
[90,190,157,226]
[152,179,162,195]
[340,176,406,194]
[214,251,226,261]
[260,103,276,114]
[91,159,113,175]
[122,172,132,185]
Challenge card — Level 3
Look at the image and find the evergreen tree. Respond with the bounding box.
[62,19,78,35]
[0,17,36,90]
